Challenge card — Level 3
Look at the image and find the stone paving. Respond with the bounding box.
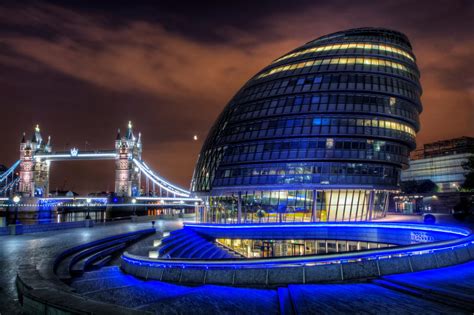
[2,216,474,314]
[0,219,184,315]
[384,260,474,300]
[69,264,473,314]
[71,267,280,314]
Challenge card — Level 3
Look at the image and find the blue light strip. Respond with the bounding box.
[122,232,474,269]
[121,222,473,270]
[184,222,471,237]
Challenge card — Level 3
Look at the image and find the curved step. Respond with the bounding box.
[71,243,127,276]
[178,238,208,258]
[163,234,203,257]
[55,229,155,281]
[58,234,140,279]
[158,231,199,255]
[184,242,216,259]
[92,255,113,269]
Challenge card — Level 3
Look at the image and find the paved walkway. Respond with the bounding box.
[0,219,184,315]
[69,264,472,314]
[2,216,474,314]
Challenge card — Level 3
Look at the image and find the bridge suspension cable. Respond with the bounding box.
[132,159,191,197]
[0,177,19,194]
[0,160,20,183]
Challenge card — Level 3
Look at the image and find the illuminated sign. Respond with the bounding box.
[410,231,435,243]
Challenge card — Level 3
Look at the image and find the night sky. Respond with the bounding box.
[0,0,472,194]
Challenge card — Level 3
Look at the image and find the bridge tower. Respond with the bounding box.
[114,121,142,197]
[18,125,51,197]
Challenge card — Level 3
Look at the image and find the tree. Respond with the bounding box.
[400,180,438,194]
[461,155,474,191]
[453,196,474,222]
[417,180,438,193]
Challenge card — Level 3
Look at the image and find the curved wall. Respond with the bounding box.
[121,224,474,286]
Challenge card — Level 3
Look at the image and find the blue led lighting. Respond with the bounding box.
[121,223,473,270]
[184,222,471,237]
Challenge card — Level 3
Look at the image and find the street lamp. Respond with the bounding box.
[132,198,137,216]
[12,195,21,225]
[86,198,92,220]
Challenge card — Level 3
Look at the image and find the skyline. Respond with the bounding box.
[1,0,473,193]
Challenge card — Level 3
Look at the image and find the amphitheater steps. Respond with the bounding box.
[54,228,155,281]
[158,228,239,259]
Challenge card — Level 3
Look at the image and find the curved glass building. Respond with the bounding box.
[192,28,422,223]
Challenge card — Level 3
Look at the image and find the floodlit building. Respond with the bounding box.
[395,137,474,214]
[401,137,474,192]
[192,28,422,222]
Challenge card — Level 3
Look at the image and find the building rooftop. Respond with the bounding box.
[411,136,474,160]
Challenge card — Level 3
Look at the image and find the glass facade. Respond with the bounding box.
[401,153,471,192]
[216,238,395,258]
[192,28,422,222]
[402,137,474,192]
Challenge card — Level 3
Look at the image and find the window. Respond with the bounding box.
[257,56,413,79]
[326,138,334,149]
[314,76,323,84]
[313,118,322,125]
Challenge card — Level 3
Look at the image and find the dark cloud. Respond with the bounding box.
[0,0,472,193]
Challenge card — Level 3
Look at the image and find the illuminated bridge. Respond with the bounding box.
[0,122,202,211]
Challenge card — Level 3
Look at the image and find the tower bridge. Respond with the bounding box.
[0,122,200,210]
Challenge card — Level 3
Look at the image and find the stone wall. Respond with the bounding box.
[121,242,474,287]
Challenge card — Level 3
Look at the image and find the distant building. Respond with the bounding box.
[401,137,474,192]
[395,137,473,214]
[49,190,79,197]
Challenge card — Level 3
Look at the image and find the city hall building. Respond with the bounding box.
[192,28,422,223]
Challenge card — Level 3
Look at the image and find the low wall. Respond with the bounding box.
[121,242,474,286]
[22,221,92,234]
[17,264,146,315]
[1,220,92,236]
[121,223,474,287]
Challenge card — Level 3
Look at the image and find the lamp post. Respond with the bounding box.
[132,198,137,216]
[86,198,92,220]
[12,195,20,225]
